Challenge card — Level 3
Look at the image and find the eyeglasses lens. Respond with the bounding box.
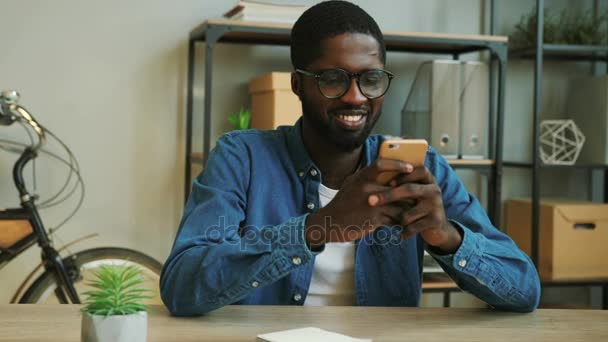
[317,69,390,99]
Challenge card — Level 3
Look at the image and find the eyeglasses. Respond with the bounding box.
[295,68,394,99]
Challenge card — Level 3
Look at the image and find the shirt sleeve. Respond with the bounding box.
[159,134,313,316]
[425,149,541,312]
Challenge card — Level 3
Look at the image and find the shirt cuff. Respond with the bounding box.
[214,215,315,305]
[272,214,315,266]
[302,213,326,255]
[427,220,484,277]
[235,215,315,296]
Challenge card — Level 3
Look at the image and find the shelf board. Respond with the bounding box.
[192,152,494,170]
[422,272,459,291]
[448,159,495,170]
[504,161,608,170]
[191,19,507,55]
[510,44,608,61]
[191,152,204,164]
[423,275,608,292]
[541,278,608,286]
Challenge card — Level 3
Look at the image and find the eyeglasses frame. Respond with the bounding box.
[295,68,394,100]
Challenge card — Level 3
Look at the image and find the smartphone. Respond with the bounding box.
[377,138,428,185]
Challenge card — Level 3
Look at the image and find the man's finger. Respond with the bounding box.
[400,218,430,240]
[400,204,427,227]
[362,183,392,194]
[393,167,434,185]
[363,158,413,182]
[369,183,427,206]
[381,204,405,224]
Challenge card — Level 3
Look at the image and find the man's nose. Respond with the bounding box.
[340,79,367,105]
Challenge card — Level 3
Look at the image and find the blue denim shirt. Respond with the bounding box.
[160,119,540,316]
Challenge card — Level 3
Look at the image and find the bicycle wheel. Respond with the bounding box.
[19,247,163,304]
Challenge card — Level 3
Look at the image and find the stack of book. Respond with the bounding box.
[223,0,308,24]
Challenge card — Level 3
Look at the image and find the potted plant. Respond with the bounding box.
[510,8,608,48]
[81,264,151,342]
[228,107,252,130]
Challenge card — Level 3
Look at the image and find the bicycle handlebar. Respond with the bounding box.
[1,90,48,202]
[0,90,46,152]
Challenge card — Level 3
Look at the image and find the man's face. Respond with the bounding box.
[296,33,385,151]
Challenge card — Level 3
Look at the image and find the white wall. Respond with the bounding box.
[0,0,222,302]
[0,0,600,307]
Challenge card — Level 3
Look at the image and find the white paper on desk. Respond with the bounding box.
[257,327,372,342]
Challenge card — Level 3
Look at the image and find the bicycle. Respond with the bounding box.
[0,90,163,304]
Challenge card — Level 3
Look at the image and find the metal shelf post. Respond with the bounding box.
[530,0,545,267]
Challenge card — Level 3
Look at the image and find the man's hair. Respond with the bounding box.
[290,0,386,70]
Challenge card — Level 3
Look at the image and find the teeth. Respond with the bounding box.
[338,115,363,122]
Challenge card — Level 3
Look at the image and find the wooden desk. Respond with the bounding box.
[1,304,606,341]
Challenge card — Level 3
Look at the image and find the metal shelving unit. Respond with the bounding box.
[511,44,608,60]
[504,161,608,170]
[184,19,508,227]
[493,0,608,309]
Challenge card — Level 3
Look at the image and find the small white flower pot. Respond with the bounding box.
[81,311,147,342]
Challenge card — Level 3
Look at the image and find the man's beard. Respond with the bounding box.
[301,98,380,152]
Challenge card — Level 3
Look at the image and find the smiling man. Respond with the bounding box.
[160,0,540,316]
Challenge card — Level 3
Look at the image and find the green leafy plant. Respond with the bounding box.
[510,8,608,48]
[228,107,251,130]
[81,264,152,316]
[559,10,608,45]
[510,8,560,48]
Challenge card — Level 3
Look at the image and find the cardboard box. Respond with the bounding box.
[249,72,301,130]
[504,199,608,280]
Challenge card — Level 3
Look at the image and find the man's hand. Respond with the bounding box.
[367,165,463,254]
[304,159,409,249]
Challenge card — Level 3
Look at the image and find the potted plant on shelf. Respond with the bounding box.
[510,8,608,48]
[228,107,251,130]
[81,264,151,342]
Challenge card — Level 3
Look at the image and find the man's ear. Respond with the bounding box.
[291,72,302,99]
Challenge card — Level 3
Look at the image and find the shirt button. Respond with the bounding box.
[307,203,315,210]
[310,169,318,177]
[298,171,304,177]
[292,256,302,265]
[251,281,259,288]
[458,259,467,268]
[293,293,302,301]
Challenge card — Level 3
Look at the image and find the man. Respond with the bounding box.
[160,0,540,316]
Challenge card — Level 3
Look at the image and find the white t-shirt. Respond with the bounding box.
[304,183,356,306]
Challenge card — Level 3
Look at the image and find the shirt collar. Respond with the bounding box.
[286,118,315,180]
[286,117,380,181]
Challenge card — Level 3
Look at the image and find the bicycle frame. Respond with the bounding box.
[0,208,37,269]
[0,91,81,304]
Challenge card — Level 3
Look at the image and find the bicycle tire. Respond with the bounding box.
[19,247,163,304]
